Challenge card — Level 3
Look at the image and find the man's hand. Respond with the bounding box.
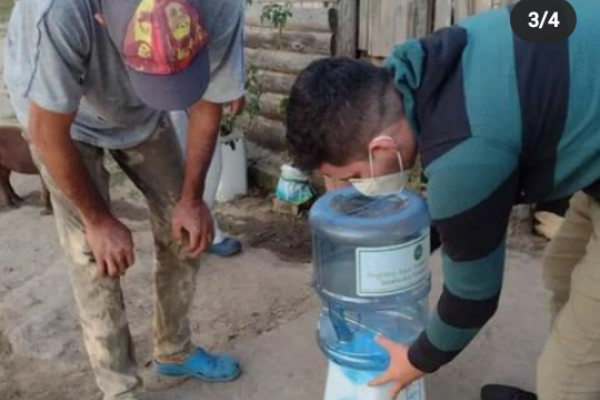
[172,199,214,257]
[176,100,221,256]
[85,217,135,278]
[369,336,425,399]
[29,102,132,278]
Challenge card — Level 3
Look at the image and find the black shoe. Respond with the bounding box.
[481,385,537,400]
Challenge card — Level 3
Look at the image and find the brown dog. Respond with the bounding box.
[0,126,51,214]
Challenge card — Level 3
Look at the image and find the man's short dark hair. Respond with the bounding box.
[286,57,404,172]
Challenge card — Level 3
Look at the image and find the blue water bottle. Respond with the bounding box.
[310,188,431,400]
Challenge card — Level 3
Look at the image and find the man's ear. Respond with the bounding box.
[368,136,398,158]
[94,14,107,25]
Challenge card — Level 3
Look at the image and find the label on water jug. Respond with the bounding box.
[355,233,429,297]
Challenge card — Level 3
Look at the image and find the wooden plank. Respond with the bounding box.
[246,4,331,33]
[257,70,296,95]
[492,0,516,8]
[474,0,493,13]
[245,116,287,152]
[271,198,304,216]
[362,0,432,58]
[245,26,332,55]
[406,0,416,40]
[375,0,408,57]
[455,0,473,20]
[259,92,289,121]
[246,48,324,74]
[367,0,381,56]
[358,0,370,51]
[379,0,401,54]
[434,0,453,30]
[497,0,518,7]
[414,0,432,37]
[332,0,358,57]
[252,0,338,3]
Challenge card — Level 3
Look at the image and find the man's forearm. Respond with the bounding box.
[30,102,111,226]
[180,100,223,204]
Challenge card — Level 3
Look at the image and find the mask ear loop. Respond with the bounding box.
[396,150,407,194]
[369,136,406,194]
[397,151,404,172]
[368,147,376,181]
[368,135,390,183]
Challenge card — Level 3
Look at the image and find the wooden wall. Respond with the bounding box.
[435,0,518,30]
[243,0,357,153]
[357,0,518,59]
[359,0,433,58]
[244,0,518,155]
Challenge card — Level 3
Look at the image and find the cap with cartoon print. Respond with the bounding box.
[103,0,210,110]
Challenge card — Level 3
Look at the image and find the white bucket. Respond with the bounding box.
[216,130,248,202]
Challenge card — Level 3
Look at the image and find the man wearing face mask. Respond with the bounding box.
[286,3,600,400]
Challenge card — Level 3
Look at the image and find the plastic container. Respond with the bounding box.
[216,130,248,202]
[309,187,431,372]
[275,164,315,205]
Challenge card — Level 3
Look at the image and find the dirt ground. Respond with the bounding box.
[216,196,312,263]
[0,170,552,400]
[0,172,316,400]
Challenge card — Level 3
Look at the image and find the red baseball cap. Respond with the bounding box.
[103,0,211,111]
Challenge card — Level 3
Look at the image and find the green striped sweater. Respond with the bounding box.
[384,0,600,373]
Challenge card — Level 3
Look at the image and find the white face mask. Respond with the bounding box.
[349,136,411,197]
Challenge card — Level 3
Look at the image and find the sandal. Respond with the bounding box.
[154,348,241,382]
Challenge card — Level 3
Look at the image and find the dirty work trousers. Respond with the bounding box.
[538,192,600,400]
[26,116,200,400]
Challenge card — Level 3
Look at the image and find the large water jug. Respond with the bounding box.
[309,188,431,400]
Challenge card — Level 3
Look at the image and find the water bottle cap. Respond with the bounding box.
[310,187,430,245]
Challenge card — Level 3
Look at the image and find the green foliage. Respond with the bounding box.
[220,113,237,137]
[260,3,293,49]
[245,65,262,125]
[223,1,293,136]
[220,64,263,136]
[279,97,290,117]
[260,3,293,30]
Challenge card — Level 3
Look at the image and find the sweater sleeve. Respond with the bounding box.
[408,137,520,373]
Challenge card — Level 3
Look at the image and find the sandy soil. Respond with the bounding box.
[0,172,315,400]
[0,166,549,400]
